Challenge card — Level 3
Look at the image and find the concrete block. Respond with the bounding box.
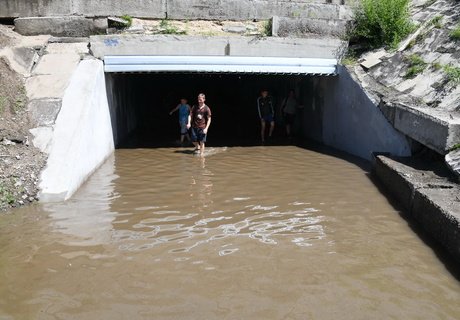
[372,154,460,263]
[26,74,73,99]
[91,34,345,59]
[373,155,415,211]
[412,187,460,261]
[392,103,460,154]
[1,0,352,20]
[167,0,253,20]
[74,0,165,18]
[15,16,107,37]
[33,53,81,75]
[28,99,62,127]
[89,35,229,59]
[11,47,38,72]
[228,37,345,59]
[273,16,349,38]
[45,42,89,55]
[253,2,341,20]
[0,46,39,75]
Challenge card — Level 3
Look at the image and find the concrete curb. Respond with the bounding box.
[372,155,460,262]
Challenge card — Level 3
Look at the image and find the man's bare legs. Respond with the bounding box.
[261,119,266,142]
[200,142,205,156]
[261,120,275,142]
[269,121,275,138]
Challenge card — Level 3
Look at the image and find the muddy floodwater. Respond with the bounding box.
[1,146,459,319]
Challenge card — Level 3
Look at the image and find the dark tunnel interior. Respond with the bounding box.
[106,72,311,148]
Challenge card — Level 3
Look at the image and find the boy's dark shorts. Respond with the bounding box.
[261,114,274,123]
[284,113,295,125]
[191,127,207,143]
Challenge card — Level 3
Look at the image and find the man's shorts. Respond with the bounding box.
[261,114,274,123]
[180,121,188,134]
[191,127,207,143]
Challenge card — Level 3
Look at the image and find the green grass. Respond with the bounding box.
[404,54,427,78]
[429,15,443,29]
[350,0,414,49]
[449,143,460,152]
[121,15,133,28]
[443,65,460,84]
[432,62,442,70]
[262,19,272,37]
[159,19,186,35]
[0,183,15,206]
[450,25,460,40]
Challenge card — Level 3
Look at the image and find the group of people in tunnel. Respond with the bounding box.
[169,89,302,154]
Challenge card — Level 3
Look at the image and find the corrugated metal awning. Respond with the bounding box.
[104,55,337,75]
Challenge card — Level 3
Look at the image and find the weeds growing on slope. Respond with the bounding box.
[450,25,460,40]
[443,65,460,84]
[350,0,414,49]
[404,54,427,78]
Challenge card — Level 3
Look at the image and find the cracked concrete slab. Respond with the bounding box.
[26,74,73,100]
[28,99,62,127]
[32,54,81,75]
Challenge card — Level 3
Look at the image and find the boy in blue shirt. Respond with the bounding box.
[169,98,191,145]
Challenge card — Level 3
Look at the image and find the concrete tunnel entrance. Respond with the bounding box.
[105,72,313,148]
[103,55,338,148]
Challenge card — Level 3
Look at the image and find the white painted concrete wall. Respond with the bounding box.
[320,66,412,160]
[39,59,115,201]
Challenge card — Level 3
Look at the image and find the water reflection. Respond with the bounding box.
[42,154,118,245]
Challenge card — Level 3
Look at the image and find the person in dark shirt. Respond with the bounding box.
[187,93,212,156]
[257,89,275,143]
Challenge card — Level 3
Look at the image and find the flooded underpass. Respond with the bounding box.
[1,145,460,319]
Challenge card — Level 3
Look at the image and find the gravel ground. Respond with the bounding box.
[0,55,46,211]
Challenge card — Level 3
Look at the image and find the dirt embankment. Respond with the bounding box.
[0,32,46,211]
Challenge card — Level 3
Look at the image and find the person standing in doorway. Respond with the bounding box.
[257,89,275,143]
[282,89,298,138]
[187,93,212,156]
[169,98,191,145]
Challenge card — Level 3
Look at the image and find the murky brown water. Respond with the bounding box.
[1,146,459,319]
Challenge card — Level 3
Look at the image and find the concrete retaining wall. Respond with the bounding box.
[39,59,114,201]
[1,0,352,20]
[300,66,412,161]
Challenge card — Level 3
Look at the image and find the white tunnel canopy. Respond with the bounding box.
[103,55,338,75]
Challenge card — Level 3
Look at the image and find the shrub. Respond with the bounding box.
[350,0,414,49]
